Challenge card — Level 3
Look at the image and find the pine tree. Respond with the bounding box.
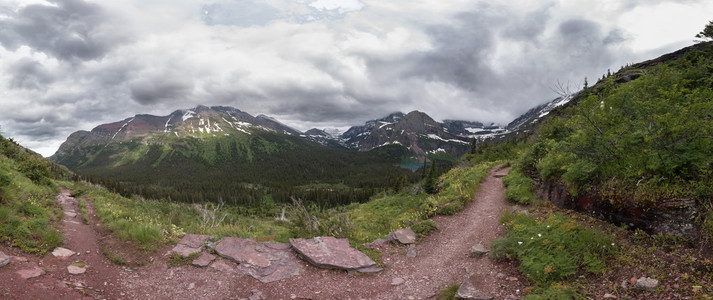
[424,160,438,194]
[470,138,478,154]
[421,157,428,178]
[583,77,588,89]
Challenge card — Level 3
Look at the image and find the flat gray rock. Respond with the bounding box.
[469,243,488,258]
[290,237,377,272]
[391,277,405,286]
[52,247,76,258]
[192,252,216,267]
[67,265,87,275]
[456,281,493,300]
[0,251,9,267]
[172,234,212,257]
[64,211,77,218]
[634,277,659,291]
[406,244,417,258]
[387,228,416,245]
[17,266,45,279]
[364,238,390,250]
[215,237,301,283]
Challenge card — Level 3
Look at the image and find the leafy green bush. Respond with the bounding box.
[410,219,437,237]
[492,212,617,285]
[436,202,463,215]
[503,168,538,205]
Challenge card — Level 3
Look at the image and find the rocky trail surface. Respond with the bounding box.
[0,167,525,299]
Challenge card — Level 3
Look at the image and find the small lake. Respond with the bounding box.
[397,162,430,172]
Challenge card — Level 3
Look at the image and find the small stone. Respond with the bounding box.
[504,295,518,300]
[495,272,506,279]
[408,296,415,300]
[191,252,216,267]
[248,289,265,300]
[406,245,417,258]
[456,281,494,300]
[52,247,76,258]
[67,265,87,275]
[64,211,77,218]
[290,294,296,299]
[634,277,659,292]
[391,277,405,286]
[469,243,488,258]
[0,251,9,267]
[507,277,518,281]
[603,293,617,299]
[187,282,195,290]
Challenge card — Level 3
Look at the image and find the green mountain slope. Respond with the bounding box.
[504,41,713,242]
[51,106,420,207]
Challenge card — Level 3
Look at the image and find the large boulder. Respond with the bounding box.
[172,234,212,257]
[387,228,416,245]
[215,237,301,283]
[290,236,381,273]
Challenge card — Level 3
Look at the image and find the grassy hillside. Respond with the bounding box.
[0,135,72,253]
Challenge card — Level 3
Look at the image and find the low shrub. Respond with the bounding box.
[502,168,538,205]
[492,212,617,286]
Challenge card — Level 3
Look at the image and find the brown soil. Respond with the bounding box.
[1,167,523,299]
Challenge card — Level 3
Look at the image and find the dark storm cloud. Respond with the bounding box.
[130,77,195,105]
[7,59,55,90]
[0,0,127,61]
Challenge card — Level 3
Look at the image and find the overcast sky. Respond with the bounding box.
[1,0,711,156]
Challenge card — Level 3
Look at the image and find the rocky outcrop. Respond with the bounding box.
[191,252,216,267]
[536,179,699,240]
[290,237,381,273]
[172,234,212,258]
[388,228,416,245]
[215,237,301,283]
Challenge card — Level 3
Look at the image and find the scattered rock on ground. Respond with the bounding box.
[364,239,390,250]
[17,266,45,279]
[391,277,405,286]
[215,237,301,283]
[192,252,216,267]
[51,247,76,258]
[0,251,9,267]
[64,211,77,218]
[67,265,87,275]
[290,236,380,273]
[406,244,417,258]
[469,243,488,258]
[172,234,212,258]
[634,277,659,291]
[603,293,617,299]
[388,228,416,245]
[456,281,494,300]
[248,289,265,300]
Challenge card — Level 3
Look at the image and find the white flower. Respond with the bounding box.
[518,241,523,245]
[611,243,615,246]
[530,237,534,240]
[538,234,542,237]
[546,225,550,228]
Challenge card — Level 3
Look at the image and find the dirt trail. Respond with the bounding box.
[1,166,524,299]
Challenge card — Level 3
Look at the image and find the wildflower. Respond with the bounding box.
[530,237,534,240]
[517,241,523,245]
[538,233,542,237]
[611,243,615,246]
[546,225,550,228]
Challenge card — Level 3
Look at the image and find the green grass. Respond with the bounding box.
[491,212,618,296]
[0,156,63,254]
[437,284,460,300]
[67,180,291,249]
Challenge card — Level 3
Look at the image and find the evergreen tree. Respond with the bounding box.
[696,20,713,41]
[470,138,478,154]
[583,77,588,89]
[424,160,438,194]
[421,157,428,178]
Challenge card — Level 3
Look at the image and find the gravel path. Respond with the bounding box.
[1,166,525,299]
